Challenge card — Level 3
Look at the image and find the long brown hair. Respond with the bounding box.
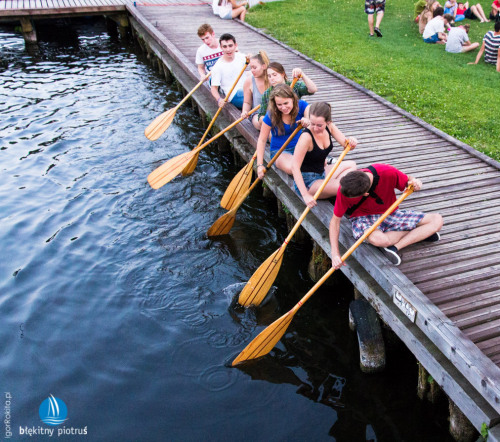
[268,84,299,136]
[309,102,332,124]
[251,50,270,89]
[267,62,288,83]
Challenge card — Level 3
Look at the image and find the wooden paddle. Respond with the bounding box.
[219,76,302,210]
[181,58,250,176]
[232,185,415,366]
[147,106,260,189]
[238,143,352,307]
[207,125,303,237]
[145,72,211,141]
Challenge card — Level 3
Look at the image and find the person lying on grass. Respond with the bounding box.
[256,84,309,179]
[454,1,490,22]
[423,7,454,44]
[445,23,480,52]
[292,102,357,207]
[329,164,443,267]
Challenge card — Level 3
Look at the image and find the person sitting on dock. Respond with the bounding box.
[329,164,443,267]
[240,51,270,130]
[292,102,357,207]
[195,24,223,82]
[210,33,247,109]
[256,62,317,129]
[256,84,310,179]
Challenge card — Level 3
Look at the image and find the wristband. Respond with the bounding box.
[257,164,265,168]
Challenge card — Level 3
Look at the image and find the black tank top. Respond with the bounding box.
[300,127,334,174]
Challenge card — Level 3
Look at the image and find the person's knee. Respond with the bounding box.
[367,231,391,247]
[428,213,444,231]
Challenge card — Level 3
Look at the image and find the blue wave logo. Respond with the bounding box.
[39,395,68,426]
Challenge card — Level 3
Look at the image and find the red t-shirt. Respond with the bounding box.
[334,164,409,218]
[494,1,500,8]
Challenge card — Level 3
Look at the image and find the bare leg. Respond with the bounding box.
[232,6,246,20]
[462,42,479,52]
[475,3,489,21]
[308,160,357,198]
[375,11,384,28]
[368,14,375,35]
[251,114,262,130]
[366,213,443,251]
[274,153,294,175]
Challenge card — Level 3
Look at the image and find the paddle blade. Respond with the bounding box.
[181,152,199,177]
[232,310,296,366]
[220,159,254,210]
[207,210,236,237]
[144,107,177,141]
[239,248,284,307]
[147,151,195,189]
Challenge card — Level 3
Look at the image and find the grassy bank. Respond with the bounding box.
[247,0,499,160]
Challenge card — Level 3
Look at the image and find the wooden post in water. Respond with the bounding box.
[417,363,442,403]
[308,241,331,282]
[20,18,37,45]
[448,400,477,442]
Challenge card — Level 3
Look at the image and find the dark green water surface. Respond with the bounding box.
[0,19,454,441]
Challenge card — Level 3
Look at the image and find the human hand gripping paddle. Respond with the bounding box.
[206,125,303,237]
[232,184,415,366]
[219,76,302,211]
[238,142,352,307]
[181,58,250,177]
[147,106,260,189]
[145,71,211,141]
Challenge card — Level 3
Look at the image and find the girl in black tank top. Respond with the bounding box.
[292,102,358,209]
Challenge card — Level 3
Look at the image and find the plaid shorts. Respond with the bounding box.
[365,0,385,14]
[350,209,425,240]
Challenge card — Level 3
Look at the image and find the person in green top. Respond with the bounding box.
[256,62,317,129]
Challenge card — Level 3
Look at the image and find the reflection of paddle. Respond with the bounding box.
[147,106,259,189]
[238,143,351,307]
[181,58,250,176]
[232,185,415,366]
[219,76,301,210]
[207,125,303,237]
[145,72,211,141]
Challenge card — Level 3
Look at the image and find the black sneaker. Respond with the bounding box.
[374,27,383,37]
[424,232,441,242]
[382,246,401,265]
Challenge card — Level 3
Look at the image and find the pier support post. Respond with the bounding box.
[448,400,477,442]
[349,297,386,373]
[308,241,331,282]
[417,363,442,403]
[286,212,309,245]
[20,18,37,45]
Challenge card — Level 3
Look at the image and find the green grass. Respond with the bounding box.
[247,0,499,160]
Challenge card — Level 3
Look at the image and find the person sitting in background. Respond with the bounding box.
[257,62,317,127]
[240,51,270,130]
[444,0,458,16]
[328,165,443,267]
[491,0,500,21]
[210,33,247,109]
[195,24,223,81]
[422,7,454,43]
[419,1,441,34]
[213,0,247,21]
[455,1,490,22]
[415,0,428,22]
[446,23,480,52]
[469,21,500,70]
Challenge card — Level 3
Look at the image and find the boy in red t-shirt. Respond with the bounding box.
[329,164,443,266]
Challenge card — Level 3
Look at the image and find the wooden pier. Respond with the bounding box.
[4,1,500,439]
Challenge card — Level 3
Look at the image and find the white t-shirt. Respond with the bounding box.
[211,52,247,101]
[195,44,223,74]
[446,27,469,53]
[423,16,445,40]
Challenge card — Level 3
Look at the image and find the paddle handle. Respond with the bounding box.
[291,186,415,313]
[220,58,249,106]
[283,144,352,243]
[176,71,211,110]
[192,105,260,156]
[266,124,303,170]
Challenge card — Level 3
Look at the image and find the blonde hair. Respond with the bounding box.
[268,84,299,136]
[250,50,270,89]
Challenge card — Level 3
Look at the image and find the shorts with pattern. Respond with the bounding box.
[350,209,425,240]
[365,0,385,14]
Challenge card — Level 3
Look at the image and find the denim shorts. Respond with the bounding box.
[294,171,325,193]
[423,33,440,43]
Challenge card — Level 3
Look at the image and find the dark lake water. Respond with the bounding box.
[0,19,454,441]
